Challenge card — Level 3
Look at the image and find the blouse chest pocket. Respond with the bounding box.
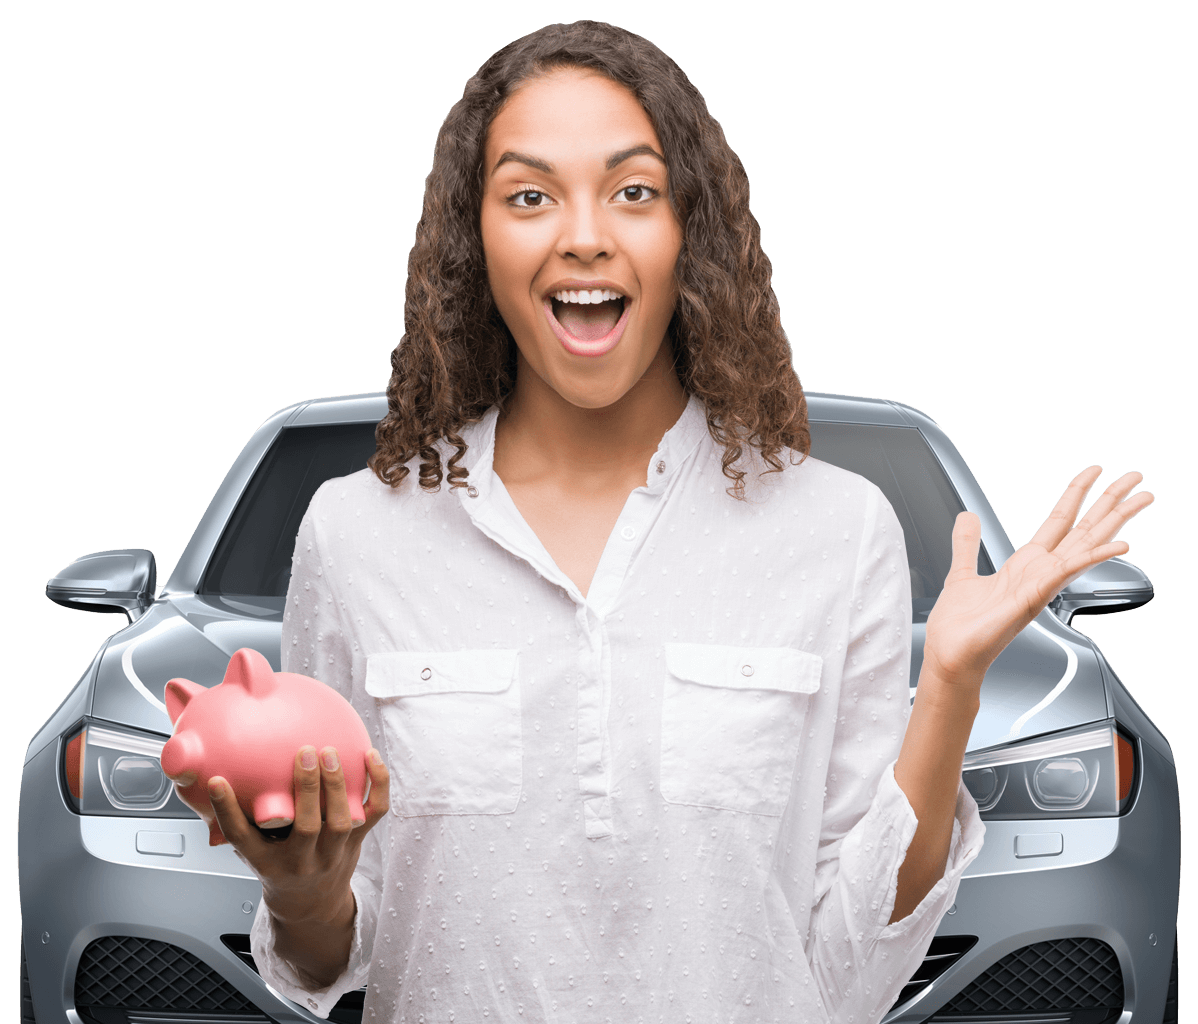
[365,649,521,816]
[659,643,822,816]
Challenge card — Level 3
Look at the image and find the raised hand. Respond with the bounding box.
[922,467,1153,687]
[891,467,1153,922]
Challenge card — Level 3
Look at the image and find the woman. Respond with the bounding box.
[187,21,1151,1023]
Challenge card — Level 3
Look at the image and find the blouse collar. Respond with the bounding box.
[455,392,708,504]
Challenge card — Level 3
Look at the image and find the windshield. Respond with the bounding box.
[201,419,991,615]
[201,423,378,600]
[809,422,993,617]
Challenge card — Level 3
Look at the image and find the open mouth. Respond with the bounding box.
[547,288,629,344]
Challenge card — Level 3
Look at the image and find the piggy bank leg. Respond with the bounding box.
[347,788,367,827]
[207,821,228,846]
[252,791,295,827]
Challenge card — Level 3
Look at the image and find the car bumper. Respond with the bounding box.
[21,733,1180,1024]
[19,738,328,1024]
[884,736,1180,1023]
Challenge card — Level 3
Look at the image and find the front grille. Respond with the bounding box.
[222,933,365,1024]
[890,935,977,1009]
[74,936,267,1022]
[935,937,1123,1016]
[80,1014,270,1024]
[21,938,36,1024]
[125,1016,269,1024]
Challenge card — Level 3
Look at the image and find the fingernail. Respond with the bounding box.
[208,777,223,798]
[323,749,340,771]
[301,748,317,770]
[369,748,383,766]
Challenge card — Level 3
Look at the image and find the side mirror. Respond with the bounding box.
[46,549,157,623]
[1050,556,1153,626]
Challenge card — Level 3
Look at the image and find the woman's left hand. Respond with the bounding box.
[922,467,1153,689]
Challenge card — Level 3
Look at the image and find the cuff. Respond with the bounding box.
[249,877,374,1020]
[810,761,986,1024]
[875,761,986,939]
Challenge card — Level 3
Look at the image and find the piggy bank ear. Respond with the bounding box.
[164,679,209,724]
[223,648,278,698]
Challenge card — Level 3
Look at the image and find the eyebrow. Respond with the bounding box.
[490,144,667,177]
[605,144,666,170]
[491,151,553,176]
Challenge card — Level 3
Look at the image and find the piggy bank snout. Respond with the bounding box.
[160,730,204,782]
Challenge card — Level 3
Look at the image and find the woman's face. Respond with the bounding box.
[480,68,683,411]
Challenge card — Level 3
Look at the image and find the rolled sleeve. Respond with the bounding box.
[826,762,985,1021]
[248,873,377,1019]
[874,766,986,939]
[805,482,986,1022]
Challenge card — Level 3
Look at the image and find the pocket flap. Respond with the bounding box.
[664,643,822,694]
[365,649,519,698]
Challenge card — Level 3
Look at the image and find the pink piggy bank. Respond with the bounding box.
[160,647,371,843]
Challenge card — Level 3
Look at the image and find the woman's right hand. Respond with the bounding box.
[203,746,390,934]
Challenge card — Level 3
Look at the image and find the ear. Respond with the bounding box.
[164,678,208,724]
[222,648,277,698]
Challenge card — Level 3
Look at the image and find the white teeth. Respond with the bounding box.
[552,288,624,304]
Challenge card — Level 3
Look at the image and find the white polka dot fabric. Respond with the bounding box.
[251,394,984,1023]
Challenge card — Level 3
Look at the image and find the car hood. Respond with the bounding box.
[89,596,286,736]
[89,600,1109,752]
[911,614,1110,752]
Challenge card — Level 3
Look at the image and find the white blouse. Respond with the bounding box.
[251,393,983,1024]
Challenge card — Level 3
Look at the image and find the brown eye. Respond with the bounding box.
[616,184,656,204]
[512,190,545,207]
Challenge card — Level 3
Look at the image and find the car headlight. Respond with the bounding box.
[61,719,195,817]
[961,720,1137,819]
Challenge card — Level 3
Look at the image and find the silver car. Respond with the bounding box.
[20,392,1180,1024]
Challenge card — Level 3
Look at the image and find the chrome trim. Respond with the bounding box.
[964,724,1113,770]
[79,815,256,880]
[85,724,167,759]
[963,817,1118,878]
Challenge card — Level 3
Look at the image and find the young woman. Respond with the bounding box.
[183,21,1151,1023]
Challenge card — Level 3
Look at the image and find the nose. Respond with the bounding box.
[556,198,612,264]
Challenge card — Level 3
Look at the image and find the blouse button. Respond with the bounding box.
[655,460,666,474]
[307,999,319,1010]
[466,485,479,498]
[421,667,432,680]
[620,526,636,541]
[741,664,754,677]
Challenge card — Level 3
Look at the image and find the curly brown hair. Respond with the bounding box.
[368,19,810,500]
